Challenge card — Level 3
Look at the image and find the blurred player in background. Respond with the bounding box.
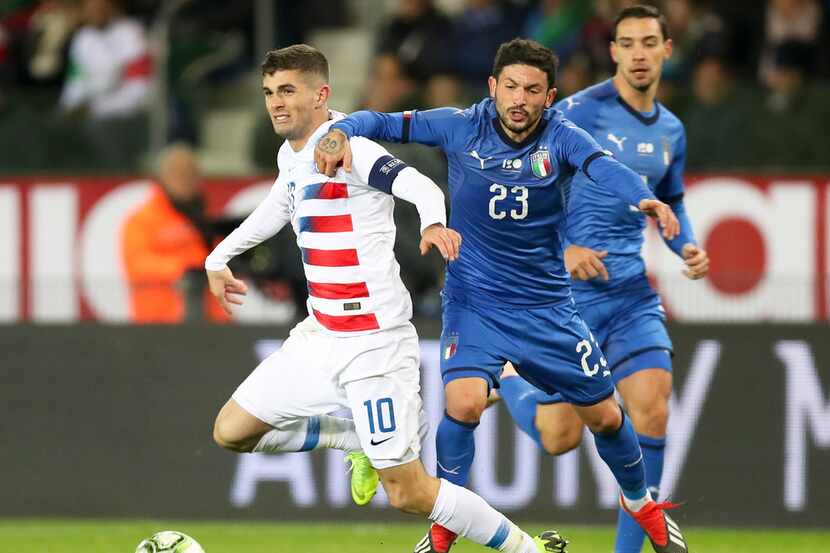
[207,44,568,553]
[495,6,709,553]
[315,37,688,553]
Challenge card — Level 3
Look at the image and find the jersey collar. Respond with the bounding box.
[616,96,661,126]
[491,114,549,150]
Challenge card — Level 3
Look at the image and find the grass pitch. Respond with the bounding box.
[2,520,828,553]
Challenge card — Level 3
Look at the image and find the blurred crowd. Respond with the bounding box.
[2,0,829,323]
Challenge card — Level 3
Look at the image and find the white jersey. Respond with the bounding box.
[206,112,447,335]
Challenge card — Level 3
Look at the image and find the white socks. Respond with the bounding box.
[253,415,362,453]
[429,479,538,553]
[621,489,653,512]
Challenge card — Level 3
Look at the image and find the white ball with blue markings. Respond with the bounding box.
[135,530,205,553]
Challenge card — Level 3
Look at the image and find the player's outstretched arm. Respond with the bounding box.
[206,266,248,315]
[420,223,461,261]
[316,108,465,177]
[564,245,609,281]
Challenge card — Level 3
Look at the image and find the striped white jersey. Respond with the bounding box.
[206,112,447,335]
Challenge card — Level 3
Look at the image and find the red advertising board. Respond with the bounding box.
[0,175,827,322]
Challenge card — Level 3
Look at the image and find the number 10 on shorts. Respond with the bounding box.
[363,397,397,434]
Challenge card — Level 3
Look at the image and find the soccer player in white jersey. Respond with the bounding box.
[205,45,568,553]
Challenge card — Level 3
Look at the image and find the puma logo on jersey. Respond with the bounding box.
[607,133,627,151]
[564,97,581,110]
[468,150,494,170]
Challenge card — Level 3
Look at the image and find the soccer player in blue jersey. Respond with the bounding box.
[493,6,709,553]
[315,37,690,553]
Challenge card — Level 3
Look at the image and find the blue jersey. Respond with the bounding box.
[333,98,655,307]
[554,79,696,302]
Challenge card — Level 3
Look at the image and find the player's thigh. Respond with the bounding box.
[535,401,584,455]
[440,298,510,393]
[518,303,614,406]
[344,334,424,470]
[231,318,345,428]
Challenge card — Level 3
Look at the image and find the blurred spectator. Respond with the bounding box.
[59,0,152,169]
[23,0,80,87]
[758,0,822,83]
[122,143,227,324]
[450,0,527,96]
[366,0,461,110]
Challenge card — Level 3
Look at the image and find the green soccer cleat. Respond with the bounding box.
[533,530,569,553]
[345,451,379,506]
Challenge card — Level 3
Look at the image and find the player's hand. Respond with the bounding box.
[638,198,679,240]
[206,265,248,315]
[314,129,352,176]
[682,243,709,280]
[564,245,609,281]
[420,223,461,261]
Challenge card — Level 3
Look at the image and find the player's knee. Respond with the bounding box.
[212,419,255,453]
[631,400,669,436]
[540,424,582,455]
[585,405,623,435]
[446,395,487,424]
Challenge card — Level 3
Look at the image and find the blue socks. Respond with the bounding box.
[614,434,666,553]
[436,412,479,486]
[498,376,544,449]
[592,408,647,500]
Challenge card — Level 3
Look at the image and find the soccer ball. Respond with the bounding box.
[135,530,205,553]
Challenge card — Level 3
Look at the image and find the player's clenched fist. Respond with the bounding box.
[681,243,709,280]
[565,245,609,281]
[206,265,248,315]
[314,129,352,176]
[638,198,679,240]
[420,223,462,261]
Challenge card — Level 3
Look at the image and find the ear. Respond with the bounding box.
[609,40,618,65]
[488,76,497,98]
[546,87,557,108]
[316,84,331,106]
[663,38,673,61]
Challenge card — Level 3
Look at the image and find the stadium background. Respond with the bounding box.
[2,0,829,551]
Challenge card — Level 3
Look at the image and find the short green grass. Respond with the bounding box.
[1,520,828,553]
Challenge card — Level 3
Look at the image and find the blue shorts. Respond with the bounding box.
[439,294,614,406]
[535,284,673,405]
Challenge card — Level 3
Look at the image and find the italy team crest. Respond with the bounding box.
[443,333,459,360]
[530,150,552,178]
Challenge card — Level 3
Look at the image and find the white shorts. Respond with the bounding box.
[232,316,424,469]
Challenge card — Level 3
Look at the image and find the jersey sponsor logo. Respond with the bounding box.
[607,133,627,152]
[530,150,552,178]
[369,436,394,446]
[637,142,655,154]
[501,158,523,171]
[343,302,361,311]
[468,150,494,170]
[564,97,581,110]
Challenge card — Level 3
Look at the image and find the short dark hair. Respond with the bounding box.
[614,4,671,41]
[492,38,559,89]
[261,44,329,82]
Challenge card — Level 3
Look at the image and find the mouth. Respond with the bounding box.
[631,67,650,79]
[272,113,290,124]
[507,108,528,122]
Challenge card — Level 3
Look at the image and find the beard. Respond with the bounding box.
[497,106,540,135]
